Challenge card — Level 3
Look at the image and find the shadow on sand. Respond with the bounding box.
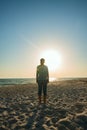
[24,104,73,130]
[22,103,87,130]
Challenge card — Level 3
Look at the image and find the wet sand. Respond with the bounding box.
[0,78,87,130]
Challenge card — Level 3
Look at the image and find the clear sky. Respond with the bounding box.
[0,0,87,78]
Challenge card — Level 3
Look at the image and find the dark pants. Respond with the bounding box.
[38,81,47,96]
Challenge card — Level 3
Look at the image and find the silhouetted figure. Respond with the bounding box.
[36,58,49,104]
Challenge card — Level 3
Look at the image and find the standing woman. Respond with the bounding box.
[36,58,49,104]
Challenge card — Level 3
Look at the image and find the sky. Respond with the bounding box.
[0,0,87,78]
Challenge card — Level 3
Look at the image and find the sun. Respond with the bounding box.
[40,50,62,71]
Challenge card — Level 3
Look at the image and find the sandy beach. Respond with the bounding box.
[0,78,87,130]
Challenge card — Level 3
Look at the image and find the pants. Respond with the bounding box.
[38,81,47,96]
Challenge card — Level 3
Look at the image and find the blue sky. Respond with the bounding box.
[0,0,87,78]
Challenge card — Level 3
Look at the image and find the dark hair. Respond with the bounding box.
[40,58,45,62]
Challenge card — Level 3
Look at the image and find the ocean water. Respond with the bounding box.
[0,78,35,85]
[0,77,76,86]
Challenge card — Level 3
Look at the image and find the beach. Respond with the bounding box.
[0,78,87,130]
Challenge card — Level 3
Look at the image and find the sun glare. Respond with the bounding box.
[40,50,62,71]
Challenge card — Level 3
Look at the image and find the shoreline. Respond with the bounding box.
[0,77,87,86]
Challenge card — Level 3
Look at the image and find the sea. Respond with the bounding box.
[0,77,79,86]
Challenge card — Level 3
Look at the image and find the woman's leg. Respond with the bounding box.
[38,82,42,104]
[43,82,47,104]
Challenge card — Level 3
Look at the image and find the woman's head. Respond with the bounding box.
[40,58,45,65]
